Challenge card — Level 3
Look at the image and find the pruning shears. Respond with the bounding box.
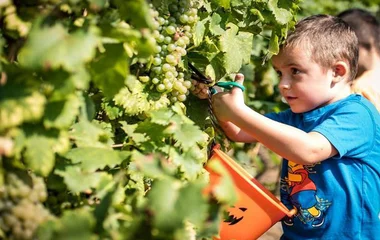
[188,62,245,95]
[188,62,246,158]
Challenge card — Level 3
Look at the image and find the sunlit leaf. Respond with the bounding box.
[64,147,130,172]
[268,0,293,25]
[219,23,253,73]
[55,166,108,193]
[18,21,99,71]
[24,135,55,177]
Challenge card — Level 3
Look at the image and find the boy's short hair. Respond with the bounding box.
[338,9,380,56]
[283,14,358,81]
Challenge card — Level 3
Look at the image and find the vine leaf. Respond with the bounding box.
[149,108,175,125]
[219,23,253,73]
[148,179,181,230]
[114,0,154,29]
[18,21,99,71]
[210,13,225,36]
[102,101,123,120]
[0,91,46,131]
[44,94,81,129]
[38,208,96,240]
[268,31,280,56]
[90,44,129,99]
[64,147,130,172]
[167,147,205,180]
[136,121,167,144]
[165,122,207,150]
[268,0,293,25]
[147,179,208,231]
[113,77,170,115]
[70,121,114,149]
[214,0,231,9]
[132,150,176,179]
[175,182,208,227]
[24,135,55,177]
[55,166,107,193]
[185,94,210,129]
[205,160,238,204]
[194,17,210,47]
[120,122,147,145]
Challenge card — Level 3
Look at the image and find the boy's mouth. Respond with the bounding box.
[285,96,297,102]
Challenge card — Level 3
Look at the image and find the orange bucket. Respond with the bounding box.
[205,147,296,240]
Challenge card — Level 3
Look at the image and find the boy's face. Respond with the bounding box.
[272,46,338,113]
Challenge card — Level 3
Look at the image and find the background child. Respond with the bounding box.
[338,8,380,111]
[207,14,380,239]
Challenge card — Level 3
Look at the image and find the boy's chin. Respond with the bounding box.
[289,106,308,113]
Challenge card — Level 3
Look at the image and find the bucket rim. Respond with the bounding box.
[211,148,295,218]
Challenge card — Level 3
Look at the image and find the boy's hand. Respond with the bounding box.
[211,73,246,123]
[191,80,209,99]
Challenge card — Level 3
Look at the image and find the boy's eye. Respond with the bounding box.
[291,68,300,75]
[276,70,282,77]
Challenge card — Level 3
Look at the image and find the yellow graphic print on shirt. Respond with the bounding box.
[281,161,331,227]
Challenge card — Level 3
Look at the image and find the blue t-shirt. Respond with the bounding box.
[266,94,380,239]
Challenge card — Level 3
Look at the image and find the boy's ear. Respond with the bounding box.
[332,61,349,82]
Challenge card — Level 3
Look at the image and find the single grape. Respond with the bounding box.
[166,25,176,35]
[164,36,172,44]
[152,57,162,66]
[166,54,177,64]
[165,71,174,79]
[183,80,192,89]
[165,82,173,90]
[162,63,171,72]
[156,34,165,43]
[174,81,183,90]
[152,66,162,74]
[157,17,165,25]
[183,25,191,32]
[155,45,162,53]
[152,78,159,84]
[139,76,150,83]
[156,84,166,92]
[167,44,177,52]
[180,14,189,24]
[176,38,186,47]
[178,94,187,102]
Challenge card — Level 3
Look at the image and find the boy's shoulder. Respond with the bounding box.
[339,94,378,114]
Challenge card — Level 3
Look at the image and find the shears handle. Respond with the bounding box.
[210,81,245,95]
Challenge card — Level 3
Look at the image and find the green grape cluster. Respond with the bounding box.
[140,0,198,103]
[0,171,53,240]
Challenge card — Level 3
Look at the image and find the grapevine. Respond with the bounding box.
[0,170,53,240]
[146,1,197,104]
[4,0,377,240]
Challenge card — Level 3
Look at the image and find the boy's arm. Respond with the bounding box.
[191,78,257,142]
[232,106,336,165]
[218,121,257,143]
[212,74,337,165]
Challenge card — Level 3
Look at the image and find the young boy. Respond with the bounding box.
[338,8,380,111]
[207,14,380,239]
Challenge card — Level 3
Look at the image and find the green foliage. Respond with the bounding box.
[7,0,379,239]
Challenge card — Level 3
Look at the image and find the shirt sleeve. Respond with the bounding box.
[312,101,376,159]
[265,109,293,124]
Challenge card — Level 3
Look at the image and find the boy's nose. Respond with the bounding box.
[279,78,291,90]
